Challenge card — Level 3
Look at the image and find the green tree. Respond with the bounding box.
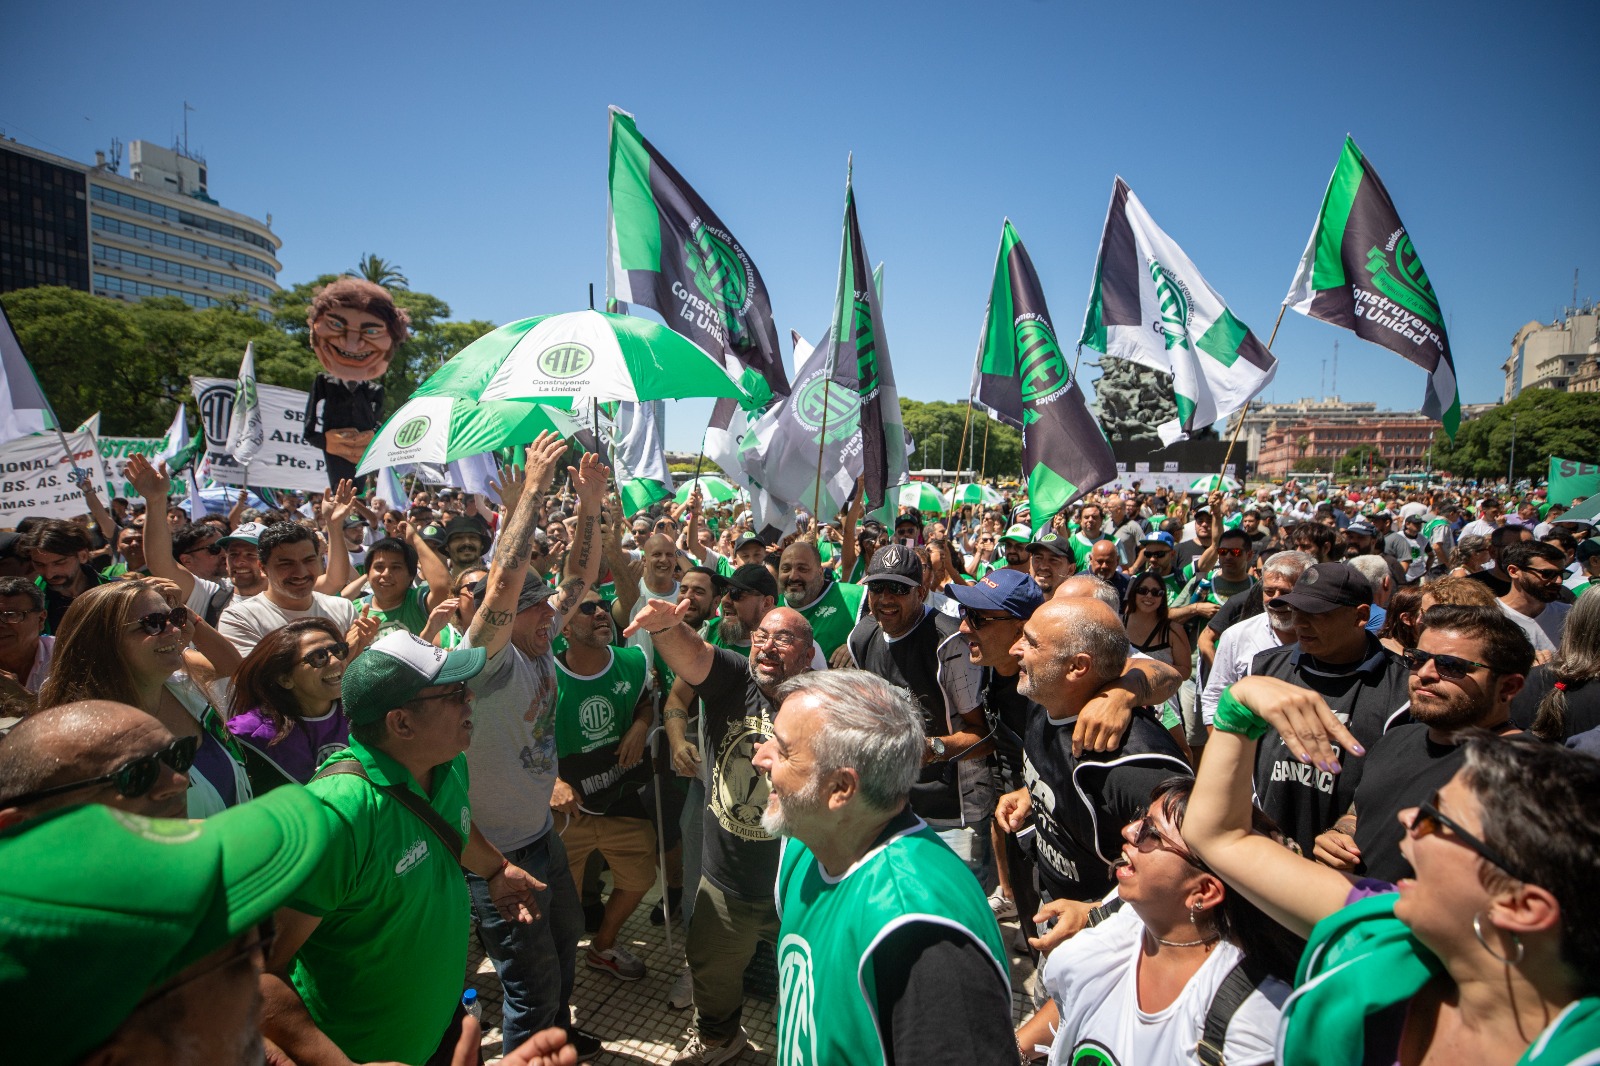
[1292,456,1325,474]
[1429,389,1600,481]
[1335,444,1387,477]
[350,254,409,289]
[899,399,1022,479]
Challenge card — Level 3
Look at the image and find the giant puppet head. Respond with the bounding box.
[306,278,410,382]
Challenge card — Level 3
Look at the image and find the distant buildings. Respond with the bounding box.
[1230,396,1441,472]
[1501,305,1600,399]
[0,136,281,316]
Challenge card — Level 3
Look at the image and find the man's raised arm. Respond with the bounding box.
[622,597,714,688]
[466,433,566,659]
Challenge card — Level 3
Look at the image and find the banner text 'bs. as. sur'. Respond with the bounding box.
[0,429,113,526]
[189,377,329,493]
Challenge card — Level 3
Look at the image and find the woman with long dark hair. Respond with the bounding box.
[1379,584,1425,654]
[37,578,249,816]
[1512,587,1600,742]
[225,617,353,791]
[1014,777,1302,1064]
[1124,570,1191,746]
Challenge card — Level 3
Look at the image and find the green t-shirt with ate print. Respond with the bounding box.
[781,579,866,659]
[286,738,473,1066]
[360,583,431,638]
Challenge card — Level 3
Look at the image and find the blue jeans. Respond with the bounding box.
[466,830,582,1049]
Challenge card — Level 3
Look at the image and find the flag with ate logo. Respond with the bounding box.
[1080,177,1277,446]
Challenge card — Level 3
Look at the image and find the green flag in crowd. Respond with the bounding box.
[1549,457,1600,507]
[1286,136,1461,438]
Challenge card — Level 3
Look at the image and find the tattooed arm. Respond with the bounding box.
[466,433,566,659]
[551,451,609,632]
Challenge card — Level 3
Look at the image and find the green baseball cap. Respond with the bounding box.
[999,523,1033,545]
[341,630,487,725]
[0,786,330,1063]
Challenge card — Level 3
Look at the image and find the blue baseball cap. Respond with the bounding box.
[943,569,1045,620]
[1140,531,1176,549]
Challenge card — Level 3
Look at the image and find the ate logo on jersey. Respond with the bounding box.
[810,605,837,619]
[776,934,818,1066]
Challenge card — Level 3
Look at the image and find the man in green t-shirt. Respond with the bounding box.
[259,631,547,1066]
[777,540,865,665]
[755,669,1013,1066]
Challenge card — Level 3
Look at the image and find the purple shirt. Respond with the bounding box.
[227,704,351,786]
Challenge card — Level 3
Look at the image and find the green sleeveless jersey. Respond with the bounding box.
[781,580,865,658]
[553,645,648,758]
[774,816,1009,1066]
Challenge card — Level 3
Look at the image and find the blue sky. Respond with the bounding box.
[7,1,1598,451]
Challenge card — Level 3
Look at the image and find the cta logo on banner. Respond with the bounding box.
[190,377,329,493]
[0,429,113,525]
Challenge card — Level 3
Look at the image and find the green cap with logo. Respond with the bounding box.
[0,786,330,1064]
[999,523,1034,546]
[341,630,488,725]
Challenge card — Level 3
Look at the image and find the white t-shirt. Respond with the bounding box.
[1202,613,1286,725]
[1041,906,1289,1066]
[216,591,357,655]
[1497,599,1568,653]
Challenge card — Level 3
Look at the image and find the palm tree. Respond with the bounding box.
[349,254,408,290]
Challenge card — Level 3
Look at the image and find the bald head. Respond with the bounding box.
[1012,599,1129,710]
[0,701,188,824]
[749,606,814,691]
[1054,574,1123,614]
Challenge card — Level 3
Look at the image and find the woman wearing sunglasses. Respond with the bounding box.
[1123,570,1192,746]
[1185,675,1600,1064]
[37,578,251,817]
[225,618,353,792]
[1013,778,1303,1064]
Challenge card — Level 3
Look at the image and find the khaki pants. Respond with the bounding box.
[684,875,779,1042]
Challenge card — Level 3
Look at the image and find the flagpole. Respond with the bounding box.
[954,400,974,484]
[979,416,991,482]
[1217,303,1288,481]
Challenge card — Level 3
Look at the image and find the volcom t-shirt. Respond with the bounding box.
[688,646,779,902]
[1041,906,1289,1066]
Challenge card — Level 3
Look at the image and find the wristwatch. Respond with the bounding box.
[927,736,947,761]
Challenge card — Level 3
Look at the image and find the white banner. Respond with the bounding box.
[1103,469,1239,494]
[0,429,113,525]
[190,377,329,493]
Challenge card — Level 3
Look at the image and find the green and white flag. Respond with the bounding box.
[1080,178,1277,446]
[1548,457,1600,507]
[974,220,1115,528]
[611,400,674,517]
[606,106,788,406]
[0,300,59,447]
[1286,137,1460,438]
[224,341,265,464]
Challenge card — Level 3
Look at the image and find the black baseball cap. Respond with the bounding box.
[894,511,924,529]
[467,571,558,613]
[727,562,778,599]
[1271,562,1373,614]
[732,533,767,554]
[1027,531,1073,558]
[865,543,922,587]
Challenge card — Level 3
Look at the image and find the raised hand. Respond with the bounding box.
[620,595,693,638]
[326,479,358,528]
[570,451,610,507]
[124,454,171,501]
[525,431,568,495]
[489,463,529,517]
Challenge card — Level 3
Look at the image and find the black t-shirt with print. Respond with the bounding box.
[689,647,780,902]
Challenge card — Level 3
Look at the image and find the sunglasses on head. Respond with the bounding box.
[1408,790,1529,882]
[301,641,350,669]
[0,735,198,807]
[125,606,191,636]
[1400,647,1492,681]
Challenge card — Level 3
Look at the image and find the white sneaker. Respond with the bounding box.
[988,890,1018,920]
[672,1025,748,1065]
[668,964,694,1009]
[586,944,646,981]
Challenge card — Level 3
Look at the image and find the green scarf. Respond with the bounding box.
[1281,893,1600,1066]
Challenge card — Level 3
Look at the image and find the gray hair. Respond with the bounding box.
[1347,554,1390,589]
[1058,574,1122,614]
[773,669,923,812]
[1058,602,1130,686]
[1262,550,1315,583]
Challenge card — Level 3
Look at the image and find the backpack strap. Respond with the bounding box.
[1196,955,1271,1066]
[311,759,464,865]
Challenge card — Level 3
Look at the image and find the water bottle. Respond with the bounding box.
[462,988,482,1020]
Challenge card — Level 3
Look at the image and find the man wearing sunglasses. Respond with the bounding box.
[0,700,192,825]
[1497,541,1572,654]
[1249,562,1411,856]
[1312,603,1534,881]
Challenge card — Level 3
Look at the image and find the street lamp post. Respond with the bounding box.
[1508,414,1517,487]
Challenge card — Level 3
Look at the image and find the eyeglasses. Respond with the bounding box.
[1401,648,1493,681]
[125,606,192,636]
[1408,790,1529,883]
[960,607,1013,631]
[750,630,804,651]
[1520,565,1564,582]
[1216,547,1247,558]
[136,917,277,1008]
[301,641,350,669]
[0,735,198,807]
[0,608,41,625]
[866,580,917,596]
[409,682,472,706]
[575,601,607,616]
[313,315,387,340]
[1130,813,1203,869]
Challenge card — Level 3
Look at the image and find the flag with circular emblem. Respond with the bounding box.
[974,219,1115,529]
[1079,178,1278,446]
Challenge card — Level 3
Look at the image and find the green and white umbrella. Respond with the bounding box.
[946,482,1002,507]
[674,475,739,505]
[1187,474,1240,495]
[896,481,946,514]
[358,310,746,475]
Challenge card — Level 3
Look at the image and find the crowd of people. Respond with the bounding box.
[3,455,1600,1065]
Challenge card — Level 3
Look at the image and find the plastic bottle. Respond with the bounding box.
[462,988,481,1020]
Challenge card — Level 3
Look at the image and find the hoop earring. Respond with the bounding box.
[1473,913,1524,966]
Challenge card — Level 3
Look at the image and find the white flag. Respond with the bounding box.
[0,302,59,446]
[224,342,266,464]
[611,400,674,517]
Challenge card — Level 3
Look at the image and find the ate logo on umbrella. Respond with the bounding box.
[395,417,431,448]
[539,343,594,379]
